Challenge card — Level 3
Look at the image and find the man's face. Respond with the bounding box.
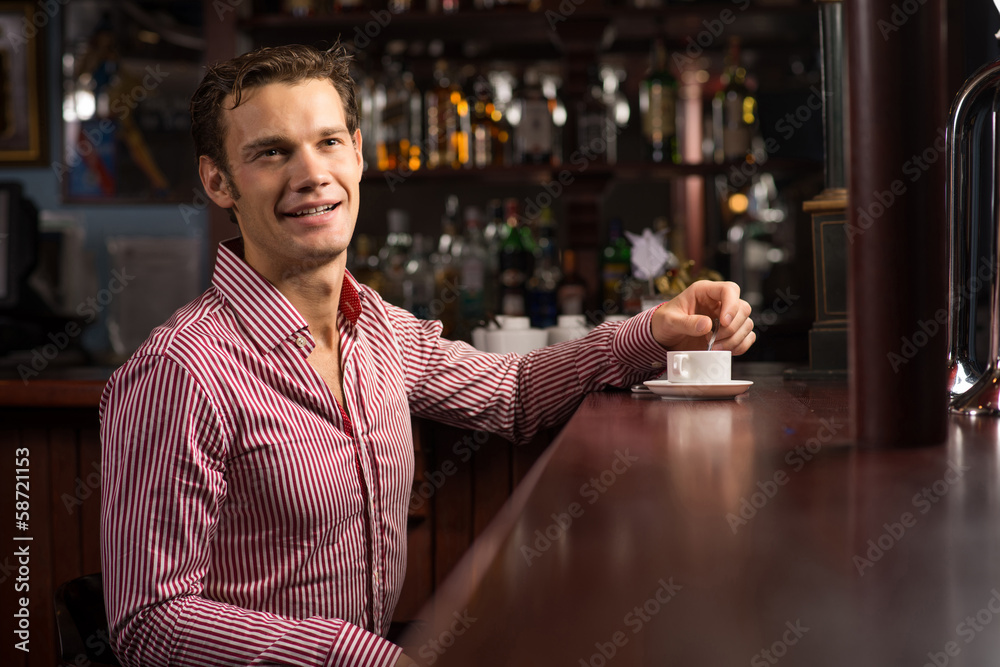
[200,78,363,279]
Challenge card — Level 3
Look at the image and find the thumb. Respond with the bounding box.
[677,313,712,337]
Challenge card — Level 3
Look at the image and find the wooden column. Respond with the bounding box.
[845,0,949,447]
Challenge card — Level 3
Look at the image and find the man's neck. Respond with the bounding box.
[247,247,347,349]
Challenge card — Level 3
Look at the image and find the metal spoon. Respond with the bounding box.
[707,318,719,351]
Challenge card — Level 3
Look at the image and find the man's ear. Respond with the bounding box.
[199,156,236,209]
[352,129,363,176]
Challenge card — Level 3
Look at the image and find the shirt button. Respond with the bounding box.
[295,336,307,348]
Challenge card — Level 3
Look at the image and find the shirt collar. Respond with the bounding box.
[211,238,364,355]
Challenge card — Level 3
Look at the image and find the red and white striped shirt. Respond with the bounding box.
[100,238,666,667]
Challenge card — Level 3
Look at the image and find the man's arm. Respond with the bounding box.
[100,355,401,667]
[394,280,754,444]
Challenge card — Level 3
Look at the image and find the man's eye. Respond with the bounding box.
[325,138,341,146]
[262,148,280,157]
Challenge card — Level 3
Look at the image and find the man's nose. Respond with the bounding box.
[289,148,332,191]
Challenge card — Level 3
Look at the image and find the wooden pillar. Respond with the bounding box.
[845,0,949,447]
[203,0,241,269]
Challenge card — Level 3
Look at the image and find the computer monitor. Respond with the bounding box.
[0,181,38,310]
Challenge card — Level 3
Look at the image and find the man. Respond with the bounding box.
[100,43,755,667]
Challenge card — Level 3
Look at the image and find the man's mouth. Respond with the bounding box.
[288,203,339,218]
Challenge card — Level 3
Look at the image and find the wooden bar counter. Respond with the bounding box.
[400,363,1000,666]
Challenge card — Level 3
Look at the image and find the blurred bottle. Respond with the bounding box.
[469,74,511,168]
[426,60,462,169]
[379,209,412,308]
[483,198,505,314]
[356,65,379,171]
[601,217,631,315]
[513,67,554,165]
[459,205,489,339]
[404,234,437,319]
[377,56,423,172]
[639,38,679,164]
[527,206,561,328]
[498,198,535,316]
[350,234,385,293]
[378,58,404,171]
[284,0,313,16]
[433,194,462,336]
[557,249,587,316]
[713,37,757,163]
[578,65,610,164]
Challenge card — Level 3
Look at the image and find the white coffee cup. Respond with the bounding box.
[666,350,731,384]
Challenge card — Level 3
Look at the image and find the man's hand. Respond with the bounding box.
[650,280,755,354]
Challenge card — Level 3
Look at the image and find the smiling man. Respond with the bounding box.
[99,44,755,667]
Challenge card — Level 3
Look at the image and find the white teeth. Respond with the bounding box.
[291,204,336,217]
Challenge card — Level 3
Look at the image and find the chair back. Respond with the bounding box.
[53,572,121,667]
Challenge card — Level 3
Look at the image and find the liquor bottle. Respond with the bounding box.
[433,195,462,336]
[513,67,554,165]
[351,234,385,293]
[713,37,757,163]
[483,199,504,314]
[284,0,313,16]
[401,68,423,171]
[498,199,534,316]
[469,74,510,168]
[577,65,609,163]
[355,62,379,172]
[425,60,462,169]
[557,249,587,316]
[379,209,412,308]
[601,217,631,315]
[526,206,561,328]
[458,205,489,338]
[379,58,406,172]
[639,39,679,164]
[404,234,437,320]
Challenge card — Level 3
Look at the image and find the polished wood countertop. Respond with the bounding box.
[0,367,111,407]
[400,364,1000,666]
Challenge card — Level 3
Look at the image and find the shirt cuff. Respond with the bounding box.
[327,622,402,667]
[610,305,668,372]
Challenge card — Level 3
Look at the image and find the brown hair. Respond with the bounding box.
[190,42,359,178]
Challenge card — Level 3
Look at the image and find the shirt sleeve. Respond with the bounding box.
[392,306,667,444]
[100,355,402,667]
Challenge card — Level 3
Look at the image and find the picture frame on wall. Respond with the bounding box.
[61,0,203,203]
[0,2,47,165]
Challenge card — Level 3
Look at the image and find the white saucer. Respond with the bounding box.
[643,379,753,400]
